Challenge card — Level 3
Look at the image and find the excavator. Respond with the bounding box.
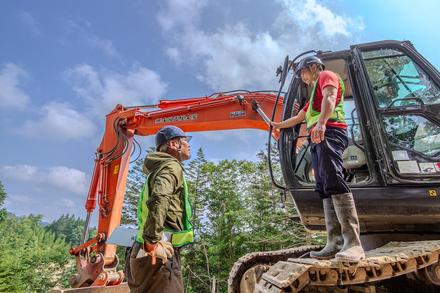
[55,40,440,292]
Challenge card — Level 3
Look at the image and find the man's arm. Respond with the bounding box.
[143,169,179,244]
[311,85,337,143]
[271,109,306,129]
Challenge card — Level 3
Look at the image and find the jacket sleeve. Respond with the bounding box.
[142,164,182,243]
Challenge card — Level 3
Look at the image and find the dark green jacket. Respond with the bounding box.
[142,152,184,243]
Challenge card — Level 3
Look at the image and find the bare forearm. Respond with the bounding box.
[318,87,337,124]
[275,110,306,129]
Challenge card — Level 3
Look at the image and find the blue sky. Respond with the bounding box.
[1,0,439,222]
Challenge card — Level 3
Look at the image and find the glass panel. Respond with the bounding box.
[345,99,363,143]
[362,49,440,108]
[383,115,440,157]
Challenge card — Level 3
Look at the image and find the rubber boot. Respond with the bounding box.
[310,198,343,259]
[332,193,365,262]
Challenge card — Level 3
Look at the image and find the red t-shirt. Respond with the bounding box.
[302,70,347,129]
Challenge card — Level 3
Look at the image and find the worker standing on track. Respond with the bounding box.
[272,56,365,262]
[126,125,194,293]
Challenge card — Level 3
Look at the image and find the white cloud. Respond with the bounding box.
[19,102,96,140]
[18,11,41,36]
[67,64,168,116]
[58,198,77,209]
[6,194,33,204]
[165,47,182,64]
[83,34,118,58]
[157,0,208,32]
[47,166,88,195]
[65,18,119,58]
[0,164,37,181]
[281,0,363,37]
[157,0,364,90]
[198,129,266,143]
[0,165,87,196]
[0,63,30,109]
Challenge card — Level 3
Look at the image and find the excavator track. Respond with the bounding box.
[228,245,322,293]
[255,240,440,293]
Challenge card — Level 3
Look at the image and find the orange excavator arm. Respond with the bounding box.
[68,91,283,288]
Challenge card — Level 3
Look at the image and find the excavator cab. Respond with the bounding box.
[278,40,440,247]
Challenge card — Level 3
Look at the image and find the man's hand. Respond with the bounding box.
[271,121,281,130]
[311,122,326,144]
[144,241,174,265]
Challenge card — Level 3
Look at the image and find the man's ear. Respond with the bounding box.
[167,138,178,150]
[166,140,175,151]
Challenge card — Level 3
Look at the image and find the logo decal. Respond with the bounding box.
[230,111,246,118]
[155,114,198,124]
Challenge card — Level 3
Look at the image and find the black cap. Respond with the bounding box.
[155,126,192,150]
[294,56,325,77]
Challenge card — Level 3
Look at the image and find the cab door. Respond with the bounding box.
[351,40,440,184]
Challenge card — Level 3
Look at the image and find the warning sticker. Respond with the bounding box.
[397,161,420,173]
[428,189,438,197]
[392,150,409,160]
[419,163,436,174]
[435,162,440,172]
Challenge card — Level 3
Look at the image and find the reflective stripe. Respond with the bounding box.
[305,75,345,130]
[171,230,194,247]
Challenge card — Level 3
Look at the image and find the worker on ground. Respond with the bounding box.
[126,125,193,293]
[272,56,365,262]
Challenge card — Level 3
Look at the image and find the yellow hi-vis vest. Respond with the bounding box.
[135,173,194,248]
[305,75,345,130]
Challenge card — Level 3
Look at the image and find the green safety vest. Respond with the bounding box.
[135,173,194,248]
[305,75,345,130]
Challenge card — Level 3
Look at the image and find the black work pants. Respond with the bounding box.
[310,127,350,199]
[126,242,183,293]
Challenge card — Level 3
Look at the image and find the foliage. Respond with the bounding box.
[121,148,154,225]
[0,181,6,222]
[45,214,86,246]
[0,214,70,292]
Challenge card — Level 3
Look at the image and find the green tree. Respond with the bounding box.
[181,148,212,293]
[0,181,6,222]
[0,214,70,292]
[45,214,86,246]
[202,159,254,291]
[241,150,306,252]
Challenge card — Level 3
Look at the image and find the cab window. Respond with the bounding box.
[361,47,440,176]
[383,115,440,158]
[362,49,440,108]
